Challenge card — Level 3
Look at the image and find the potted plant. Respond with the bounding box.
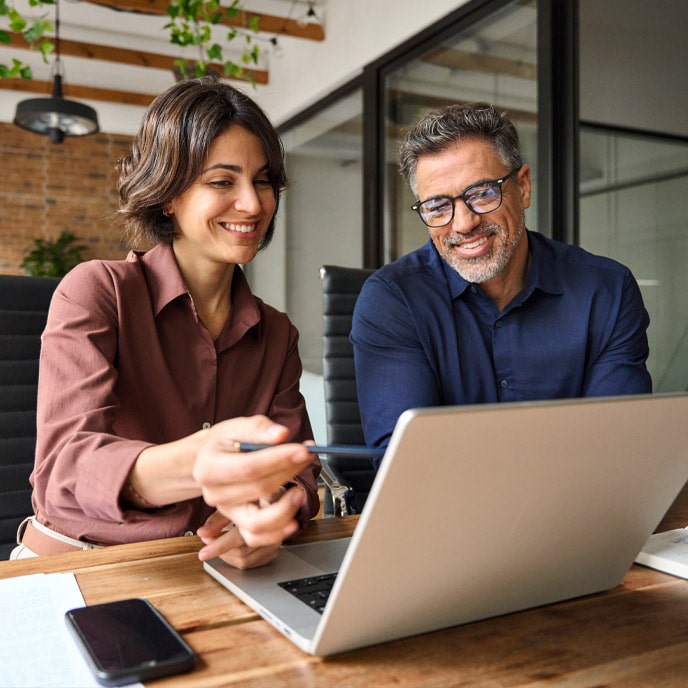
[21,228,87,277]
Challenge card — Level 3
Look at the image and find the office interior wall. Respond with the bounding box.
[256,0,471,126]
[246,151,364,375]
[286,153,363,374]
[579,0,688,391]
[0,124,131,275]
[248,84,364,375]
[580,152,688,391]
[579,0,688,140]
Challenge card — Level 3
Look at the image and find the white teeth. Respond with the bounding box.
[223,223,254,233]
[461,237,487,250]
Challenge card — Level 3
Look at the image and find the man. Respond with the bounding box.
[351,103,651,469]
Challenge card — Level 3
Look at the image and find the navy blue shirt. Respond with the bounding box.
[351,232,652,469]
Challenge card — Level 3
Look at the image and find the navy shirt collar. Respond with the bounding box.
[428,230,565,306]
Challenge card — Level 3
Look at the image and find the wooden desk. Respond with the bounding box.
[2,484,688,687]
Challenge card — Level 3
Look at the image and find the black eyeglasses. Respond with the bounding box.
[412,167,521,228]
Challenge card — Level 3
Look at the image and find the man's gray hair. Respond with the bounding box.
[399,102,522,195]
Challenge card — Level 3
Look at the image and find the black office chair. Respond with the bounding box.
[320,265,376,516]
[0,275,60,559]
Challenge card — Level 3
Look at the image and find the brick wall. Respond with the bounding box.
[0,122,134,275]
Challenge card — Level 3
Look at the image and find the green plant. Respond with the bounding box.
[21,228,87,277]
[0,0,54,79]
[0,0,260,83]
[166,0,260,80]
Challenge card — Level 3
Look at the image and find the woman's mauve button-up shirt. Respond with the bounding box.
[31,242,320,545]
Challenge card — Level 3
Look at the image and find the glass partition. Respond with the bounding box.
[579,126,688,391]
[578,0,688,391]
[382,0,538,262]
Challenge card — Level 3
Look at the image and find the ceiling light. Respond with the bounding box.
[270,36,284,58]
[13,0,99,144]
[296,2,319,28]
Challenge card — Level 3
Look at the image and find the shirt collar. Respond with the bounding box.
[429,230,564,303]
[135,242,187,316]
[134,243,261,334]
[523,231,564,297]
[227,267,261,333]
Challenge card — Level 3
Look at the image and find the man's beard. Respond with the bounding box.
[440,217,525,284]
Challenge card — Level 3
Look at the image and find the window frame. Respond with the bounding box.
[278,0,578,267]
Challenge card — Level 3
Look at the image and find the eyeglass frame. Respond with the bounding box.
[411,167,522,228]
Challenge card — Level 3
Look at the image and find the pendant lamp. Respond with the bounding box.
[297,1,320,27]
[13,0,99,144]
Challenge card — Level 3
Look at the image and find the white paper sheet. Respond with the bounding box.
[0,572,142,688]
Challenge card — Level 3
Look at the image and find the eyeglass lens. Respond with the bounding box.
[415,170,517,227]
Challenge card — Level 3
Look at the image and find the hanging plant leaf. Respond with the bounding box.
[0,0,54,78]
[3,0,260,84]
[165,0,260,81]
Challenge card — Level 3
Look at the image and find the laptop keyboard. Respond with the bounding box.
[278,573,338,614]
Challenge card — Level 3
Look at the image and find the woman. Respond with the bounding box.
[14,76,320,568]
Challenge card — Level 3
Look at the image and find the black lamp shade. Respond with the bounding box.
[14,75,99,144]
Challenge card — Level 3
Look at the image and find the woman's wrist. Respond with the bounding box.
[122,475,163,510]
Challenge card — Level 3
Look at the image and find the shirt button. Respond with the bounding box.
[495,320,503,329]
[202,422,211,430]
[500,379,509,388]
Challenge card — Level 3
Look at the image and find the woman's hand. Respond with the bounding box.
[196,511,282,569]
[193,416,312,564]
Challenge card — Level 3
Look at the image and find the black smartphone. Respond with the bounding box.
[65,597,196,687]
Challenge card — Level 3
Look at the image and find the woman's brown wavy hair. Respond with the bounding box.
[116,75,287,250]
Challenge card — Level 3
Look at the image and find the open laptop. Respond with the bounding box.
[204,393,688,656]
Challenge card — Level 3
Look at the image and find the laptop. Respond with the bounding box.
[204,393,688,656]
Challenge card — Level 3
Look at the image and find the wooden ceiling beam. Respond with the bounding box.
[0,76,157,107]
[84,0,325,41]
[5,32,269,84]
[423,47,536,81]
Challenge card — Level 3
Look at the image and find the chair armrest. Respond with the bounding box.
[319,460,357,517]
